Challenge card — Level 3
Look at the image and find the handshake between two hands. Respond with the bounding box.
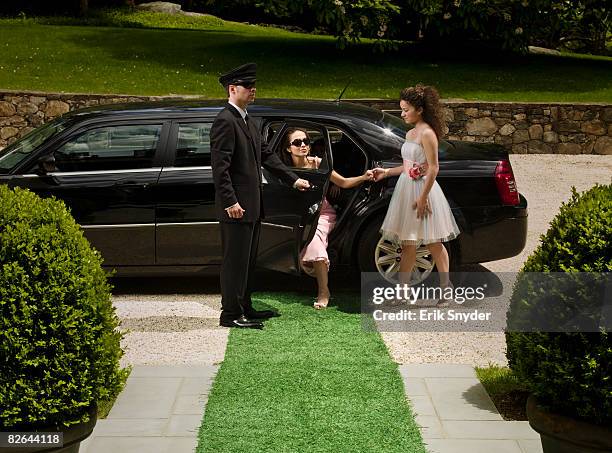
[226,169,393,219]
[296,169,385,188]
[370,168,388,182]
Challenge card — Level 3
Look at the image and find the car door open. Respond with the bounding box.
[257,121,332,275]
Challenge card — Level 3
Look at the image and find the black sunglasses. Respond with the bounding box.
[290,138,311,147]
[238,82,256,89]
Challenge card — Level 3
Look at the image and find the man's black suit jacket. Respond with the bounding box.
[210,103,299,223]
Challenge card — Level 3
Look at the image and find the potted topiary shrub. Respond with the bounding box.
[506,183,611,453]
[0,186,129,453]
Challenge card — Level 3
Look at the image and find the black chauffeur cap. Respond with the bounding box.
[218,62,257,87]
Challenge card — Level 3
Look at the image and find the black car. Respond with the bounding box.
[0,100,527,281]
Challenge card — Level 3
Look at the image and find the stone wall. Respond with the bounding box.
[1,90,610,154]
[0,91,192,149]
[360,99,611,155]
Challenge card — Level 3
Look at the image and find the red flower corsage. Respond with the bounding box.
[408,163,425,180]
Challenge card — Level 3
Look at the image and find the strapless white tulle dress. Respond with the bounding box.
[380,140,460,245]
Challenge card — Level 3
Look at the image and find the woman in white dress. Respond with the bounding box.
[373,85,460,305]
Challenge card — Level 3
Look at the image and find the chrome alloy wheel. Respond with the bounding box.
[374,237,435,284]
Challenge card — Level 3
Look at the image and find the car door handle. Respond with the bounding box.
[115,180,150,189]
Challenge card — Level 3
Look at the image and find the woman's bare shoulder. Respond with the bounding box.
[421,127,438,143]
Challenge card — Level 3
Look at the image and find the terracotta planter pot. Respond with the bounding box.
[527,395,612,453]
[2,404,97,453]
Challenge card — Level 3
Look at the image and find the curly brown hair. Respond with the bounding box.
[400,84,445,139]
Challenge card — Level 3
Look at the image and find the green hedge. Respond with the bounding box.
[506,183,612,426]
[0,186,129,429]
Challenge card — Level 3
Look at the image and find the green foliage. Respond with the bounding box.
[395,0,539,52]
[2,0,609,54]
[476,364,529,397]
[528,0,611,55]
[201,0,609,53]
[204,0,400,49]
[1,14,611,101]
[0,186,129,429]
[505,183,612,426]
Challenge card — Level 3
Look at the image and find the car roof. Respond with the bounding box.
[64,99,385,123]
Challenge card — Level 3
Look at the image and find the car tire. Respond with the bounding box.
[358,215,458,283]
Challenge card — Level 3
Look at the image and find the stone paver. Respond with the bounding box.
[82,437,198,453]
[108,377,182,419]
[80,365,217,453]
[399,364,543,453]
[442,421,540,440]
[400,363,478,378]
[518,439,546,453]
[426,377,502,421]
[414,415,445,439]
[425,439,524,453]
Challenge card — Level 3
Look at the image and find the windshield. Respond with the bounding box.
[378,112,412,141]
[355,112,412,159]
[0,118,69,173]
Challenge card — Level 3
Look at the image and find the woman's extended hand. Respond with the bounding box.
[412,196,432,219]
[363,169,375,181]
[372,168,387,181]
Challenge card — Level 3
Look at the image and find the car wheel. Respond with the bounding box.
[358,216,456,284]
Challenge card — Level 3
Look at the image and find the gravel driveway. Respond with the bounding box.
[113,154,612,368]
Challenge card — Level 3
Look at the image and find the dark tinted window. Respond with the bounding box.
[0,118,69,173]
[328,127,366,177]
[174,123,211,167]
[264,121,283,145]
[54,124,161,172]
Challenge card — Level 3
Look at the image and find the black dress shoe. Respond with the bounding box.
[219,315,263,329]
[245,309,280,319]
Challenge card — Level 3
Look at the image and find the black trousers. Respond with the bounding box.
[219,220,261,322]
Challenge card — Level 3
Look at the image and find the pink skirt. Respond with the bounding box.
[300,198,336,277]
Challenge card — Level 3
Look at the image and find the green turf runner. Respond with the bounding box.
[196,292,426,453]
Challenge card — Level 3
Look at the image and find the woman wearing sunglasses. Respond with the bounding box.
[280,128,374,309]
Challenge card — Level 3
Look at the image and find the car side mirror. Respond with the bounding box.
[36,155,57,175]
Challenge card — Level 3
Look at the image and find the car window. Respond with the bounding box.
[0,117,69,174]
[355,112,409,159]
[53,124,162,172]
[174,122,212,167]
[276,126,329,173]
[327,127,367,177]
[375,113,450,158]
[264,121,283,145]
[378,111,412,141]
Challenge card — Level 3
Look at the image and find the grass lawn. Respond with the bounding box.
[196,292,425,453]
[0,10,611,102]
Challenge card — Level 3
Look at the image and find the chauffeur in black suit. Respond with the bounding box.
[211,63,311,329]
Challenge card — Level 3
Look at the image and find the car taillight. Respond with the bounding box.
[495,159,519,205]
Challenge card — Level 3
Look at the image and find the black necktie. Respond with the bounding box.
[244,114,249,124]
